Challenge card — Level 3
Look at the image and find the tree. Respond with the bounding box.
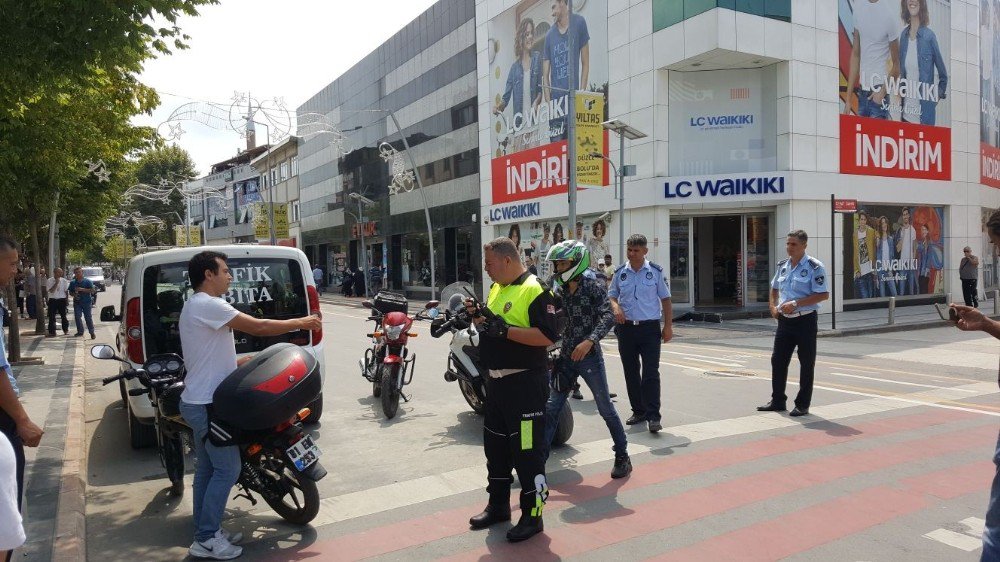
[122,145,198,246]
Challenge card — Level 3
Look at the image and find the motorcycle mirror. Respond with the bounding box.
[90,344,116,360]
[362,300,373,309]
[424,300,440,310]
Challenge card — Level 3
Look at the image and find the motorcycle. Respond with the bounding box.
[430,288,573,447]
[92,343,327,525]
[359,291,439,419]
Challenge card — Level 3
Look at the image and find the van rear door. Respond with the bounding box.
[141,257,311,358]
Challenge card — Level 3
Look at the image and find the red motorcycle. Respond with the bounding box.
[360,291,439,418]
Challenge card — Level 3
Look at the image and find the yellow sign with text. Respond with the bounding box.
[575,91,606,187]
[254,203,270,239]
[174,225,201,247]
[274,203,289,238]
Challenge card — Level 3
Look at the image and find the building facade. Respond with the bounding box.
[475,0,998,312]
[296,0,481,298]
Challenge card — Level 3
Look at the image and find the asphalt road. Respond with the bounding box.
[82,284,1000,561]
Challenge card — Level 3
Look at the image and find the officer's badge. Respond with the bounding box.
[546,304,556,314]
[815,275,825,285]
[800,270,808,277]
[646,272,653,279]
[504,301,512,313]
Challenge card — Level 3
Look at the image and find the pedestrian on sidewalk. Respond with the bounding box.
[0,432,25,562]
[68,267,96,339]
[179,250,321,560]
[960,246,980,308]
[608,234,673,434]
[13,272,24,320]
[758,230,829,417]
[45,268,69,336]
[0,238,44,562]
[542,241,631,479]
[312,264,324,295]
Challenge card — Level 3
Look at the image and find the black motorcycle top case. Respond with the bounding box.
[212,343,321,431]
[373,291,408,315]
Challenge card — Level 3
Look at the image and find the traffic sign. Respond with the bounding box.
[833,199,858,213]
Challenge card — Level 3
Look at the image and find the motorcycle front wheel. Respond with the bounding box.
[381,363,401,419]
[260,460,321,525]
[458,378,486,415]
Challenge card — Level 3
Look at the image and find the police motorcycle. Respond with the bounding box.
[92,342,327,525]
[429,283,573,446]
[358,291,440,419]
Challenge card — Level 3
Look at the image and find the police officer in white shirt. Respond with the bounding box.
[757,230,829,417]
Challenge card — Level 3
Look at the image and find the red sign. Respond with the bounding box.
[491,138,609,205]
[839,115,950,180]
[352,222,377,238]
[833,199,858,213]
[983,143,1000,188]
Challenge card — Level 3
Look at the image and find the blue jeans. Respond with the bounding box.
[984,429,1000,561]
[73,300,94,335]
[853,274,874,299]
[543,352,628,458]
[897,269,919,296]
[856,88,889,119]
[179,401,241,543]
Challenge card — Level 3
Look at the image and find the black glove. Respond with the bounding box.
[550,355,577,394]
[481,314,509,339]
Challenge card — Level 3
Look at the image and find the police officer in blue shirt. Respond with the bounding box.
[608,234,672,433]
[758,230,829,417]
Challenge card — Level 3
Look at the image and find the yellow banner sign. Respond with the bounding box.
[174,225,201,247]
[575,91,606,187]
[274,203,289,238]
[253,203,270,239]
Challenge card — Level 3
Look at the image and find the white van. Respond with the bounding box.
[101,245,325,449]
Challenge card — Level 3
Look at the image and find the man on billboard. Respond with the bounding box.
[895,207,918,295]
[853,211,877,299]
[542,0,590,142]
[844,0,900,120]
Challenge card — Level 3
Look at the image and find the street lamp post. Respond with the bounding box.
[249,120,277,245]
[349,192,376,299]
[600,119,646,264]
[381,109,437,301]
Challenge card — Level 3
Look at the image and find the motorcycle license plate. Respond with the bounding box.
[286,435,321,471]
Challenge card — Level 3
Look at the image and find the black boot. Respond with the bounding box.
[506,512,543,542]
[469,503,511,529]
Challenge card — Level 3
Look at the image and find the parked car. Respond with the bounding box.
[100,245,326,448]
[82,266,106,292]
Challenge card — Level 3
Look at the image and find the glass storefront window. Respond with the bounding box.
[669,219,690,303]
[745,215,771,304]
[401,232,444,291]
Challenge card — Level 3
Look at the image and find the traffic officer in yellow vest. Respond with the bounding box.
[466,237,559,543]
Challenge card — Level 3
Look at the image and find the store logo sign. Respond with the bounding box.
[689,114,754,129]
[664,175,786,199]
[488,202,541,223]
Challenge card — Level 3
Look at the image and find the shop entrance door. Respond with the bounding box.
[694,216,742,306]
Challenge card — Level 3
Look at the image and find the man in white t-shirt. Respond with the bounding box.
[845,0,899,119]
[0,432,23,562]
[45,268,70,336]
[178,251,321,560]
[896,207,919,295]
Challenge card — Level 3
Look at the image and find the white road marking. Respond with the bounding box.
[828,372,979,393]
[243,380,1000,528]
[924,517,985,552]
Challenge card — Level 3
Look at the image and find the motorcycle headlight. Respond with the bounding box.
[385,323,406,340]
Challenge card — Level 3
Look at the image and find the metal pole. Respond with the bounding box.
[48,190,60,274]
[888,296,896,324]
[357,198,369,299]
[618,131,625,264]
[262,122,277,245]
[387,110,436,301]
[994,289,999,315]
[185,186,192,246]
[830,194,836,330]
[567,0,577,231]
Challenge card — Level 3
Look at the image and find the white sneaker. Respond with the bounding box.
[188,533,243,560]
[220,527,243,545]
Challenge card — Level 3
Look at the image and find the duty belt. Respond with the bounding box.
[781,310,816,319]
[622,319,660,326]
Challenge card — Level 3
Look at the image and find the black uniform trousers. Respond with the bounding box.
[616,321,662,422]
[962,278,980,308]
[483,368,548,515]
[770,312,818,409]
[47,297,68,335]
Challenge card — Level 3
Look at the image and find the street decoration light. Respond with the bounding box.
[599,119,646,264]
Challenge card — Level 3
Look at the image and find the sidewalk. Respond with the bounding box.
[319,291,993,337]
[7,330,86,562]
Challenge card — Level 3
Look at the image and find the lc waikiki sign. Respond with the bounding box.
[838,0,952,181]
[662,172,791,203]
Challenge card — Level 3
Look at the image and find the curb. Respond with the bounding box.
[51,340,86,562]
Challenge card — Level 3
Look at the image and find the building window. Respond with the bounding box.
[291,201,300,222]
[280,161,289,181]
[291,156,298,177]
[270,166,278,186]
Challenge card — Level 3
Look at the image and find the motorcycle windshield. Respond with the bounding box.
[141,258,309,357]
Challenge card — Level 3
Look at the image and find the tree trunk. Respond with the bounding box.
[30,222,45,334]
[3,284,19,363]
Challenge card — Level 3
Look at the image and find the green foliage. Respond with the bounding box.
[122,145,198,246]
[103,235,135,266]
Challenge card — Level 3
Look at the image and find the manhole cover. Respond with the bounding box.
[704,370,758,378]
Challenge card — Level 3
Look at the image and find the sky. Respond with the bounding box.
[135,0,439,176]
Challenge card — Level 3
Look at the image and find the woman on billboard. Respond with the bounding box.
[587,219,609,272]
[494,17,543,152]
[898,0,948,125]
[875,215,898,297]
